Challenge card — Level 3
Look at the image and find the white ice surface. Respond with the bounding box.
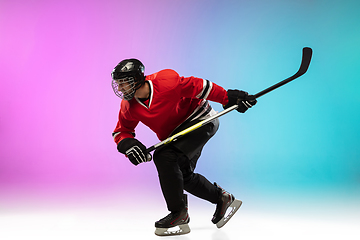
[1,193,359,240]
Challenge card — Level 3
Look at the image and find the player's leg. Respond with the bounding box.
[181,154,242,228]
[211,183,242,228]
[175,119,242,228]
[180,152,219,204]
[152,118,219,210]
[153,147,190,236]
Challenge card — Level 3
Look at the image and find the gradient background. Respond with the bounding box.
[1,0,359,239]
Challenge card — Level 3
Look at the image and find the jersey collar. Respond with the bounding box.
[135,80,153,109]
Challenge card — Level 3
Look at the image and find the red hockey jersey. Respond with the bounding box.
[113,69,229,144]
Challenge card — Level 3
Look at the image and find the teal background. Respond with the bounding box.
[1,0,359,214]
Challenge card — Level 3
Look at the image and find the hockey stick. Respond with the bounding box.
[254,47,312,98]
[145,47,312,159]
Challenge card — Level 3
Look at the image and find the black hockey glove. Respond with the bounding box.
[223,89,257,113]
[117,138,149,166]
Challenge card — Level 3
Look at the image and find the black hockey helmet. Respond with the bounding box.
[111,58,145,100]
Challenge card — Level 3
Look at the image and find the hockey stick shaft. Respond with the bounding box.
[145,47,312,157]
[145,104,239,153]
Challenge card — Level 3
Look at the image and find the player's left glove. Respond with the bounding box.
[117,138,149,166]
[223,89,257,113]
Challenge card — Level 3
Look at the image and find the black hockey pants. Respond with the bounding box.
[153,118,220,212]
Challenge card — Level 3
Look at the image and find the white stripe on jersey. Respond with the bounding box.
[112,132,121,140]
[196,79,213,99]
[202,80,213,99]
[182,99,210,123]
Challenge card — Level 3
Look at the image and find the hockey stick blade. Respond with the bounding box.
[297,47,313,75]
[254,47,312,99]
[145,47,312,159]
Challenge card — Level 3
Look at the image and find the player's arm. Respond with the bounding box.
[113,107,149,166]
[180,76,257,113]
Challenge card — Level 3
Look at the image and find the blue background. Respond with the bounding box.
[1,0,359,215]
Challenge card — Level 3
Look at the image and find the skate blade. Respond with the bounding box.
[155,223,190,236]
[216,199,242,229]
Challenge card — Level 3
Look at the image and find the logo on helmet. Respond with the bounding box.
[121,62,134,72]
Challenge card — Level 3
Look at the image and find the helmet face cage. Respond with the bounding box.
[111,59,145,100]
[111,77,136,101]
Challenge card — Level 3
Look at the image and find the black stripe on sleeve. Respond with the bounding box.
[199,79,210,99]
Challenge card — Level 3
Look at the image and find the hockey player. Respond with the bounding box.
[111,59,257,236]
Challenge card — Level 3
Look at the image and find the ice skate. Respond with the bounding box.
[212,183,242,228]
[154,207,190,236]
[155,194,190,236]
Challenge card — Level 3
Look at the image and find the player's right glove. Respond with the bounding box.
[117,138,149,166]
[223,89,257,113]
